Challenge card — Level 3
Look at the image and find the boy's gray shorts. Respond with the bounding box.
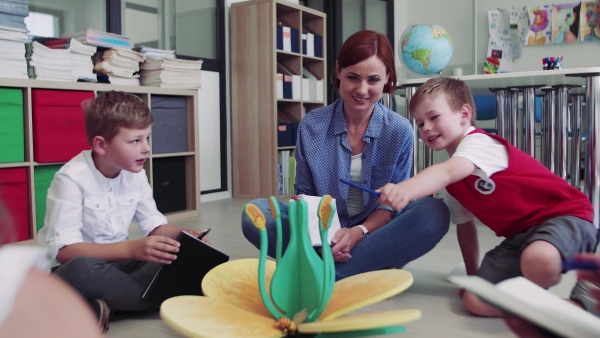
[476,215,598,284]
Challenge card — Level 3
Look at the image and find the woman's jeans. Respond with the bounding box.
[241,196,450,280]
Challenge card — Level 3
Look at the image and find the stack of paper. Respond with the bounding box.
[93,47,146,86]
[26,41,72,82]
[63,29,130,49]
[139,57,203,89]
[43,38,97,82]
[0,24,27,79]
[134,46,176,60]
[0,0,28,31]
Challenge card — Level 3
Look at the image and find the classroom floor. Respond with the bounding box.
[108,197,577,338]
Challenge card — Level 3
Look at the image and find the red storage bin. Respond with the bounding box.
[0,168,30,242]
[32,90,95,163]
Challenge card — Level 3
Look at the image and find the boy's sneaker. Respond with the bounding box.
[569,282,599,316]
[90,298,111,333]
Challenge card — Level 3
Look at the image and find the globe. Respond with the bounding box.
[400,24,453,76]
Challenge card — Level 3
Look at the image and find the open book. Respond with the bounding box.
[449,275,600,338]
[296,195,342,247]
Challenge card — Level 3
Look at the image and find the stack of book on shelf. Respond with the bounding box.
[139,57,203,89]
[26,41,72,82]
[134,46,176,60]
[92,47,146,86]
[0,25,28,79]
[0,0,28,31]
[62,29,130,49]
[42,38,97,82]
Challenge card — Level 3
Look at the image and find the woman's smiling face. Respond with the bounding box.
[336,55,389,116]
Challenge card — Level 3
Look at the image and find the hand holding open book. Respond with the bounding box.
[449,275,600,338]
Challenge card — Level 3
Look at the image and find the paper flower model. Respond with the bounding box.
[160,196,421,337]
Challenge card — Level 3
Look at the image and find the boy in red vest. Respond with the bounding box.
[377,77,598,317]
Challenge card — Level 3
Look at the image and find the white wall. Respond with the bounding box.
[394,0,599,77]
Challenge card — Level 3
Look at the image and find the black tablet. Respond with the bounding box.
[142,231,229,302]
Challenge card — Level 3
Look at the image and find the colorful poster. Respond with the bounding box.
[552,3,581,44]
[525,5,553,45]
[580,1,600,41]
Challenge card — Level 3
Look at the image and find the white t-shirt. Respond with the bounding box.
[346,153,364,217]
[440,127,509,224]
[0,246,48,327]
[38,151,168,264]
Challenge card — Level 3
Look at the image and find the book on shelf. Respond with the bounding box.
[63,29,131,49]
[0,36,26,79]
[314,34,323,57]
[289,155,296,194]
[96,73,141,86]
[92,47,145,85]
[277,63,300,100]
[94,61,140,78]
[302,68,318,101]
[139,57,203,89]
[449,275,600,338]
[26,41,72,82]
[134,46,176,60]
[0,0,29,17]
[0,24,27,42]
[95,47,145,70]
[0,12,26,30]
[276,73,283,99]
[40,38,96,82]
[140,68,201,88]
[140,57,203,71]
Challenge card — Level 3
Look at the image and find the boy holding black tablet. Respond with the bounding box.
[37,91,209,332]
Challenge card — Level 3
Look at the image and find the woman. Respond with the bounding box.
[241,30,450,280]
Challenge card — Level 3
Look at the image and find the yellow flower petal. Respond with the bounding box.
[299,309,421,333]
[321,269,414,321]
[202,258,276,318]
[161,296,282,338]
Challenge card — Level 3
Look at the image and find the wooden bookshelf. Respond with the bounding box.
[0,78,200,242]
[231,0,327,199]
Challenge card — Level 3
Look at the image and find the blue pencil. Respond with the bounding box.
[340,178,380,198]
[561,260,600,271]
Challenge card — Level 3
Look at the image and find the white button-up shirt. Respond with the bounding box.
[38,151,167,262]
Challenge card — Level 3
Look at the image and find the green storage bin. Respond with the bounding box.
[34,165,62,233]
[0,88,25,163]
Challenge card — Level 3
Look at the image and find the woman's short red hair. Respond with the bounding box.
[331,30,397,93]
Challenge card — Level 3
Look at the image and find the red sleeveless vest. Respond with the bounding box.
[446,129,593,237]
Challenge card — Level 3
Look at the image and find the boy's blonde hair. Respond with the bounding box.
[409,77,477,126]
[83,91,153,146]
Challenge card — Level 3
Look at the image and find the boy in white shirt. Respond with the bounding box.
[376,77,597,317]
[38,91,208,332]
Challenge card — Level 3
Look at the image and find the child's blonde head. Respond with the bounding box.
[409,77,477,125]
[83,91,153,146]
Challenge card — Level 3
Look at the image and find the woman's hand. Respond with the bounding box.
[128,235,180,264]
[329,227,363,262]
